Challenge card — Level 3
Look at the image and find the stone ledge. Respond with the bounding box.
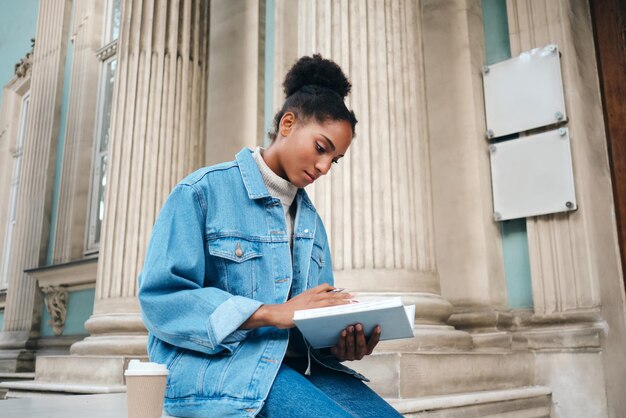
[348,351,535,398]
[375,325,473,353]
[388,386,552,417]
[0,380,126,396]
[514,323,604,351]
[0,372,35,380]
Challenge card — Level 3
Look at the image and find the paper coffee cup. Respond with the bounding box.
[125,360,169,418]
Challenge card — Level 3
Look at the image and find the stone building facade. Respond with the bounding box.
[0,1,624,417]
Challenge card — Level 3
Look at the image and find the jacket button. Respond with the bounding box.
[235,242,244,257]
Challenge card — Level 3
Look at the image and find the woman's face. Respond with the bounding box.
[276,113,353,188]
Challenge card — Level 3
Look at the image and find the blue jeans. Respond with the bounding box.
[257,358,402,418]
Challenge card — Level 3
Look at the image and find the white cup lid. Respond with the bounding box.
[124,359,169,376]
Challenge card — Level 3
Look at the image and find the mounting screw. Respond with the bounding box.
[486,129,495,139]
[558,128,566,136]
[547,44,557,54]
[555,111,564,121]
[489,145,497,154]
[494,212,502,221]
[565,201,574,209]
[482,66,490,75]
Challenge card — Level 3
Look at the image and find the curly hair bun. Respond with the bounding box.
[283,54,352,99]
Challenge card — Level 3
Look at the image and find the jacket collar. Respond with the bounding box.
[236,147,271,199]
[236,147,316,213]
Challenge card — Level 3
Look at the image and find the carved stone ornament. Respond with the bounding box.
[14,39,35,78]
[43,285,68,336]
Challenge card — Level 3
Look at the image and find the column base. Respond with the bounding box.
[0,331,38,372]
[69,312,148,356]
[70,335,148,356]
[357,292,455,325]
[377,325,473,352]
[0,349,35,373]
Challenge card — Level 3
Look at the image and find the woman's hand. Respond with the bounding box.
[330,323,381,361]
[241,283,354,330]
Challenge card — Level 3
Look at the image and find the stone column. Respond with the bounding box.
[70,0,210,356]
[51,0,105,263]
[506,1,626,416]
[292,0,470,345]
[205,0,266,165]
[0,0,72,372]
[421,0,511,346]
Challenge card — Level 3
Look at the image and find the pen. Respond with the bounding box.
[328,287,346,293]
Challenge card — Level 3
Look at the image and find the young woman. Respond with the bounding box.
[138,55,402,417]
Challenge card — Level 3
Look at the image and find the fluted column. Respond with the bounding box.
[51,0,105,263]
[420,0,511,346]
[205,0,266,165]
[507,0,626,415]
[507,0,603,319]
[0,0,72,369]
[71,0,210,355]
[290,0,469,339]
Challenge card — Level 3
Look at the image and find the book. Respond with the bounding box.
[293,297,415,349]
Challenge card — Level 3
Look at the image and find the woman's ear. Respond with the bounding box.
[279,112,296,137]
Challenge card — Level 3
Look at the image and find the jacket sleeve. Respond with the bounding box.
[138,183,263,356]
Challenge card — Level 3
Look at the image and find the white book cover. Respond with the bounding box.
[293,297,415,349]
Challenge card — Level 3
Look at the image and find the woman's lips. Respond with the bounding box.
[304,171,315,183]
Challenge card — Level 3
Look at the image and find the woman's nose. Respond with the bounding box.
[315,158,332,175]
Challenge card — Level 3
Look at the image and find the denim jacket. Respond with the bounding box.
[138,148,366,417]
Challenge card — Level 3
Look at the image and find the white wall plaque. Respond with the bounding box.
[483,44,567,138]
[490,128,577,221]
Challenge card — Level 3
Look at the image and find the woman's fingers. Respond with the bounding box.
[345,326,355,360]
[311,283,334,293]
[331,330,347,360]
[331,325,380,361]
[312,291,353,305]
[354,324,367,360]
[366,325,382,355]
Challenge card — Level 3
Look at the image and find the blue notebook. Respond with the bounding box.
[293,297,415,349]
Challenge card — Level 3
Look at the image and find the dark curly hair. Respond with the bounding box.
[268,54,358,141]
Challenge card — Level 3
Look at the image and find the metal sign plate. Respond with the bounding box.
[483,44,567,139]
[490,128,577,221]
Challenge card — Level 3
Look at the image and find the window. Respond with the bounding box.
[105,0,121,44]
[1,94,30,289]
[86,0,120,252]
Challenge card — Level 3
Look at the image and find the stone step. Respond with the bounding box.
[0,355,147,398]
[0,372,36,399]
[32,355,132,385]
[346,351,535,398]
[388,386,552,417]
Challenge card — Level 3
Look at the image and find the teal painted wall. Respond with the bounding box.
[482,0,533,309]
[0,0,39,105]
[40,288,94,337]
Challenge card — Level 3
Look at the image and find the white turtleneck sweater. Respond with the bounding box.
[252,147,298,249]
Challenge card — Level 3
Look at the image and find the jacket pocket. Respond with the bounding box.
[207,236,263,298]
[165,349,211,398]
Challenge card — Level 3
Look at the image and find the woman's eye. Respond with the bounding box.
[315,143,325,153]
[332,159,339,165]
